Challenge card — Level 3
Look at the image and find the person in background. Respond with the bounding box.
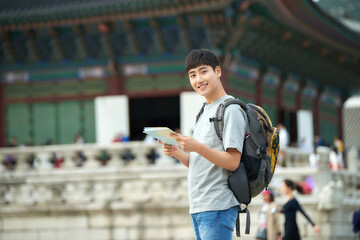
[121,148,135,165]
[74,133,87,167]
[333,136,344,153]
[296,175,316,195]
[308,147,319,168]
[4,137,17,170]
[8,136,17,147]
[256,188,281,240]
[333,136,344,168]
[112,133,124,143]
[50,152,64,168]
[314,135,325,148]
[277,123,289,166]
[146,148,159,164]
[122,134,130,142]
[74,133,84,144]
[353,185,360,239]
[329,146,341,171]
[299,138,311,153]
[353,209,360,239]
[144,134,156,144]
[281,179,320,240]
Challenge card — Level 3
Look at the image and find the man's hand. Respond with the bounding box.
[170,133,200,152]
[158,140,178,157]
[158,138,190,168]
[165,133,240,171]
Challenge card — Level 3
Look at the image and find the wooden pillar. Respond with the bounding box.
[313,96,320,135]
[107,60,125,95]
[107,76,126,95]
[296,89,302,110]
[276,81,283,124]
[0,83,6,147]
[255,70,263,105]
[107,77,121,95]
[338,102,343,140]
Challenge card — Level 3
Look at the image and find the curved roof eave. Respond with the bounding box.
[265,0,360,57]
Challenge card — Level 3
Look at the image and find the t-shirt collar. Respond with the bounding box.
[205,95,231,110]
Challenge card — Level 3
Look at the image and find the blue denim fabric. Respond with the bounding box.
[190,206,239,240]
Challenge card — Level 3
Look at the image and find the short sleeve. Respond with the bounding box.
[222,104,247,154]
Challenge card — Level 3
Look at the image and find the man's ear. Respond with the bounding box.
[216,66,222,78]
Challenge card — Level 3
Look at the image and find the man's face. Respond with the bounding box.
[188,65,221,98]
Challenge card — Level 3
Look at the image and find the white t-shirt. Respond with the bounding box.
[259,203,269,229]
[188,95,247,214]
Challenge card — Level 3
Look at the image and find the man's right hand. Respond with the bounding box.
[157,139,190,168]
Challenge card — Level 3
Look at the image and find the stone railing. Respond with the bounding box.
[0,142,176,174]
[0,143,313,174]
[0,143,360,240]
[282,146,312,167]
[330,170,360,206]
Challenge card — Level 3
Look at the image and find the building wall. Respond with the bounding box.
[6,100,96,145]
[1,60,343,148]
[343,96,360,151]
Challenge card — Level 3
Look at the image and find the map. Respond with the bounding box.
[143,127,179,145]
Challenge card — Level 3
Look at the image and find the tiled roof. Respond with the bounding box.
[0,0,359,94]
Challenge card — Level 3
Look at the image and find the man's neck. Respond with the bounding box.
[205,89,227,104]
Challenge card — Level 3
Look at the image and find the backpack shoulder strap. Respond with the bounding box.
[196,102,207,123]
[213,98,248,140]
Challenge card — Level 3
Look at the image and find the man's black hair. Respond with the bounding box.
[185,49,220,73]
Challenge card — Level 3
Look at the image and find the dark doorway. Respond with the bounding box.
[129,96,180,140]
[279,109,298,146]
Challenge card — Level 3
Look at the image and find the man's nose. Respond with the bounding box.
[195,74,204,83]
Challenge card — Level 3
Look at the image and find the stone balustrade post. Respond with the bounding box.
[106,145,123,168]
[36,151,53,171]
[347,147,359,172]
[0,153,5,173]
[83,149,100,169]
[14,152,29,172]
[132,143,149,166]
[313,146,330,194]
[62,150,76,169]
[350,174,357,202]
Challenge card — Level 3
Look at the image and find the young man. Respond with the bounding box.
[159,49,247,239]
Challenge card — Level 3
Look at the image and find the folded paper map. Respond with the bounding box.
[143,127,179,145]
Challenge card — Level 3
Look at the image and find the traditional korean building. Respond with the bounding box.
[0,0,359,147]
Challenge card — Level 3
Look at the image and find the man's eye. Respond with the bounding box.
[201,71,207,74]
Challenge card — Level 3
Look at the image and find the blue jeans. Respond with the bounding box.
[190,206,239,240]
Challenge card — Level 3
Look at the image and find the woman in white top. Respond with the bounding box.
[256,188,281,240]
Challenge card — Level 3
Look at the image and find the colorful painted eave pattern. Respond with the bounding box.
[0,0,234,30]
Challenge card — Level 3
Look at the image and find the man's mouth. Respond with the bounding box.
[198,83,208,90]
